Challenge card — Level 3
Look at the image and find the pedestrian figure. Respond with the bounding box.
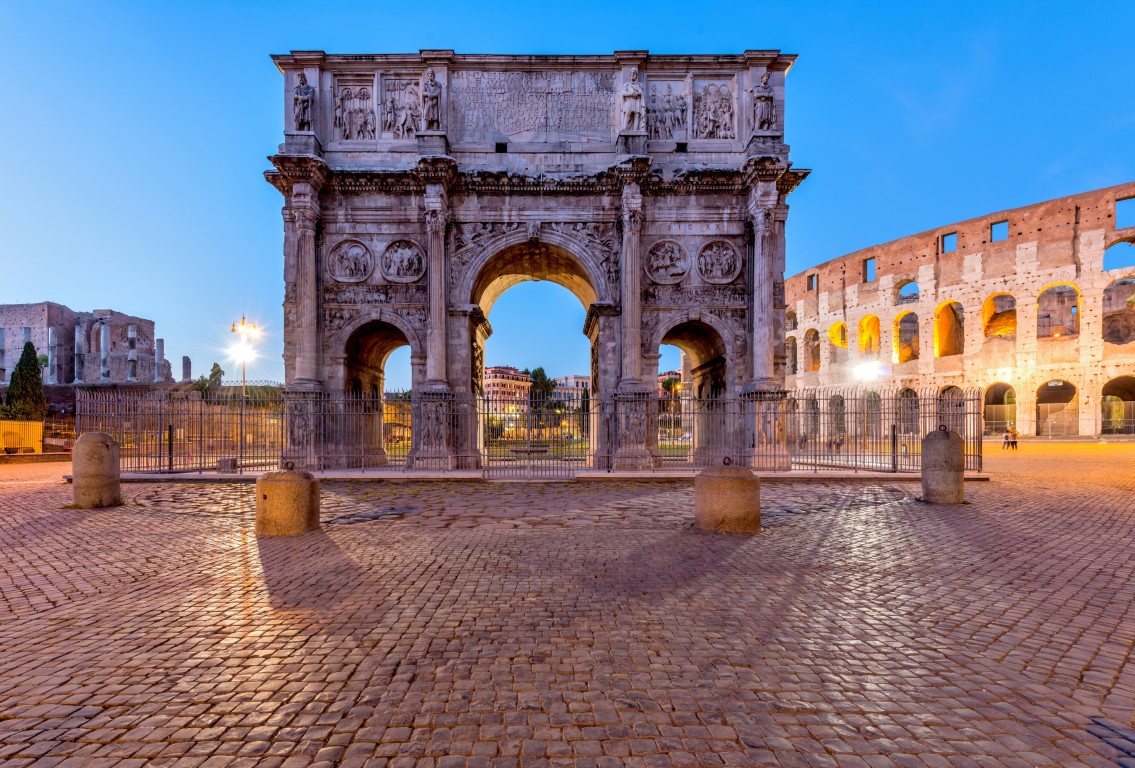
[1002,429,1010,450]
[1009,428,1019,450]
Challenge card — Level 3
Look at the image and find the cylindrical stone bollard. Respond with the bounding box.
[921,425,965,504]
[694,460,761,533]
[72,432,123,508]
[255,469,320,537]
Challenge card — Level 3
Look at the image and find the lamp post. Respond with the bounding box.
[230,316,259,474]
[230,315,260,398]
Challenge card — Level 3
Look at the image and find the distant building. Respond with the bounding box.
[0,302,173,386]
[553,375,589,401]
[657,369,681,397]
[484,366,531,406]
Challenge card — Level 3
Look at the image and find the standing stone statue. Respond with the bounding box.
[293,73,315,131]
[751,71,776,132]
[421,68,441,131]
[620,69,644,132]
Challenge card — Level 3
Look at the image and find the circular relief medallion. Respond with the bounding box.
[697,240,741,284]
[381,239,426,283]
[328,240,373,283]
[644,240,690,284]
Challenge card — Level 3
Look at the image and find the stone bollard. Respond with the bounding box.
[694,458,761,533]
[255,468,320,537]
[921,425,965,504]
[72,432,123,508]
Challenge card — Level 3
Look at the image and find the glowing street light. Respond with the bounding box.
[230,315,260,397]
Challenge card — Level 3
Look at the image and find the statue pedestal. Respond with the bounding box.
[282,131,322,157]
[417,131,450,156]
[745,131,786,158]
[617,132,648,156]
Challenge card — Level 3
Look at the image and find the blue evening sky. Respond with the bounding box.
[1,1,1132,389]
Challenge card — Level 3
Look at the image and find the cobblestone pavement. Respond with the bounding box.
[1,443,1134,767]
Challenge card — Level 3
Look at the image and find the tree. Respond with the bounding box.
[191,362,226,395]
[4,342,48,421]
[528,367,555,401]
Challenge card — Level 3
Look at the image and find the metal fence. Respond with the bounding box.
[77,385,286,472]
[1102,400,1135,435]
[76,384,983,476]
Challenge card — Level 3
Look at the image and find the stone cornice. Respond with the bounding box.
[583,301,620,338]
[285,165,793,198]
[265,154,329,195]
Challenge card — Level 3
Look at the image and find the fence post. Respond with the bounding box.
[167,424,173,472]
[891,423,898,472]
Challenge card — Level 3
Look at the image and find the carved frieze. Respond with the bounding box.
[335,80,377,141]
[643,240,689,284]
[692,79,735,140]
[697,241,741,284]
[642,284,747,308]
[323,282,428,305]
[453,222,522,252]
[449,70,615,143]
[381,78,421,139]
[646,81,688,140]
[327,240,373,283]
[381,240,426,283]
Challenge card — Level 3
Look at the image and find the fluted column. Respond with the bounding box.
[750,206,777,387]
[424,196,449,388]
[291,199,321,388]
[619,183,644,389]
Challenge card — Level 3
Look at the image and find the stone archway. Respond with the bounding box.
[453,237,613,474]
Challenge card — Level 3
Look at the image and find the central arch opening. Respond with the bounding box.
[467,242,603,475]
[1036,379,1078,436]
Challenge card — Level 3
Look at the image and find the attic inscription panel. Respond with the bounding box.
[449,70,615,143]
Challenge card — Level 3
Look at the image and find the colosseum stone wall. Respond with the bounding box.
[784,181,1135,437]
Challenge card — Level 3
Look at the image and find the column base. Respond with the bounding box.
[282,131,323,156]
[617,132,648,156]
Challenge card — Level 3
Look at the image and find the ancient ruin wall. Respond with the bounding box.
[784,182,1135,436]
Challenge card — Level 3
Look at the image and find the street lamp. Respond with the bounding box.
[230,315,260,398]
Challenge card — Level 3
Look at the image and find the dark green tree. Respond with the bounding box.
[528,367,555,401]
[6,342,48,421]
[190,362,226,395]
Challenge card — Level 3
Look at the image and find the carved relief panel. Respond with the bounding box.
[645,80,688,141]
[334,77,377,141]
[643,240,689,284]
[697,240,741,284]
[327,240,374,283]
[381,77,421,139]
[692,78,736,140]
[381,239,426,283]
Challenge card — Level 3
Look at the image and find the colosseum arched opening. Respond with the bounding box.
[1103,278,1135,345]
[858,315,881,359]
[786,310,798,332]
[983,383,1016,435]
[982,294,1017,338]
[1036,379,1078,437]
[803,329,821,372]
[894,312,920,364]
[1103,238,1135,272]
[934,301,965,357]
[896,280,919,305]
[786,336,798,375]
[1102,376,1135,435]
[1037,284,1080,339]
[828,322,849,365]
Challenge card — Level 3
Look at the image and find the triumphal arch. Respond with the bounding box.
[267,50,807,473]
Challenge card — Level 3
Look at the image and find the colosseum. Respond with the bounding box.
[784,181,1135,437]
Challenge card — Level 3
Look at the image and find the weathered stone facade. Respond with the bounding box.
[784,182,1135,436]
[267,50,807,468]
[0,303,172,387]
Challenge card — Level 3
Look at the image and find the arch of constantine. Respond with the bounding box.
[266,50,807,471]
[785,182,1135,437]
